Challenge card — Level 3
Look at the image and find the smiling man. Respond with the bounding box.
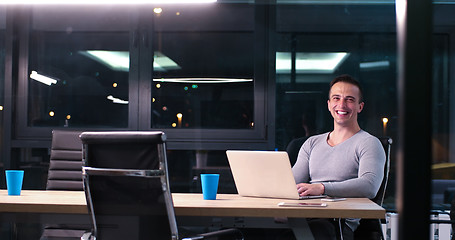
[291,74,386,240]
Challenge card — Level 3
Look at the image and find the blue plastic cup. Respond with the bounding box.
[5,170,24,196]
[201,174,219,200]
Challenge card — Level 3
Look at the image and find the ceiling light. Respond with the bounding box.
[153,78,253,83]
[30,71,58,86]
[276,52,350,74]
[107,95,129,104]
[80,51,129,72]
[154,52,181,72]
[80,50,180,72]
[0,0,216,4]
[359,60,390,70]
[276,0,394,4]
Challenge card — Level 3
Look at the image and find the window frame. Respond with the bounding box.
[12,5,275,151]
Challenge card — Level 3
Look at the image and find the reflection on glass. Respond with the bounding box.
[274,5,398,207]
[0,7,5,162]
[276,52,350,74]
[275,4,398,150]
[28,28,129,128]
[152,30,255,129]
[79,50,180,72]
[79,50,130,72]
[152,80,254,129]
[30,71,58,85]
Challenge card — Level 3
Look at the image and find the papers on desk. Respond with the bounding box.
[278,202,327,207]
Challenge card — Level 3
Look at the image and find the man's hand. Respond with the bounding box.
[296,183,325,196]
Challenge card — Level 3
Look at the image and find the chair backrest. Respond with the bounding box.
[354,137,393,240]
[80,131,178,240]
[46,130,84,191]
[285,136,309,167]
[372,136,393,206]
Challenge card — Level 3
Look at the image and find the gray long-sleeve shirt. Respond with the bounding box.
[292,130,386,231]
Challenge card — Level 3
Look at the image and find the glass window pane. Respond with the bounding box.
[0,6,5,163]
[275,3,398,205]
[152,5,255,129]
[431,4,455,208]
[27,8,131,128]
[275,4,397,148]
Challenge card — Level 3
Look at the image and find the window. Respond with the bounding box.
[17,7,135,138]
[152,32,255,130]
[0,6,5,164]
[14,5,271,150]
[275,3,398,204]
[149,4,269,149]
[275,4,397,150]
[28,32,130,128]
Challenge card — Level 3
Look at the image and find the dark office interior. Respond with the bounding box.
[0,1,453,239]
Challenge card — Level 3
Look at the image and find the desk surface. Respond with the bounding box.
[0,190,385,219]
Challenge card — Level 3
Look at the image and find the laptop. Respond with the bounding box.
[226,150,326,200]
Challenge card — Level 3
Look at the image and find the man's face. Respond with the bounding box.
[327,81,364,127]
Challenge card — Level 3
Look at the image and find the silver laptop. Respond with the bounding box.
[226,150,326,200]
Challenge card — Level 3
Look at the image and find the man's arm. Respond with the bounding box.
[292,138,312,184]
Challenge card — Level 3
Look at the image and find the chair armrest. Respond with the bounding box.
[81,232,94,240]
[82,167,163,178]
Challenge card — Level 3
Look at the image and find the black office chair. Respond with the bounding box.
[80,131,243,240]
[285,136,309,167]
[41,130,90,240]
[46,130,84,191]
[353,137,393,240]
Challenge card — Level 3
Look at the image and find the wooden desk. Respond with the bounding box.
[173,193,385,219]
[432,163,455,179]
[0,190,385,240]
[0,190,87,214]
[0,190,385,218]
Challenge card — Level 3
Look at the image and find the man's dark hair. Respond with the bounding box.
[329,74,364,103]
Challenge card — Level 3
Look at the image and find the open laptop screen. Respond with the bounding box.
[226,150,303,200]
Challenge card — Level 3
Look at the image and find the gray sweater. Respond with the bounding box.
[292,130,385,198]
[292,130,386,230]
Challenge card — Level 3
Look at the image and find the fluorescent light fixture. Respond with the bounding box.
[276,52,350,74]
[359,60,390,70]
[153,78,253,83]
[276,0,394,4]
[30,71,58,86]
[107,95,129,104]
[79,50,180,72]
[154,52,181,72]
[80,51,129,72]
[0,0,216,4]
[277,0,455,4]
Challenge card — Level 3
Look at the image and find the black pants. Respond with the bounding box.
[275,218,354,240]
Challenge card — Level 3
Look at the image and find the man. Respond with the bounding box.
[292,74,386,240]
